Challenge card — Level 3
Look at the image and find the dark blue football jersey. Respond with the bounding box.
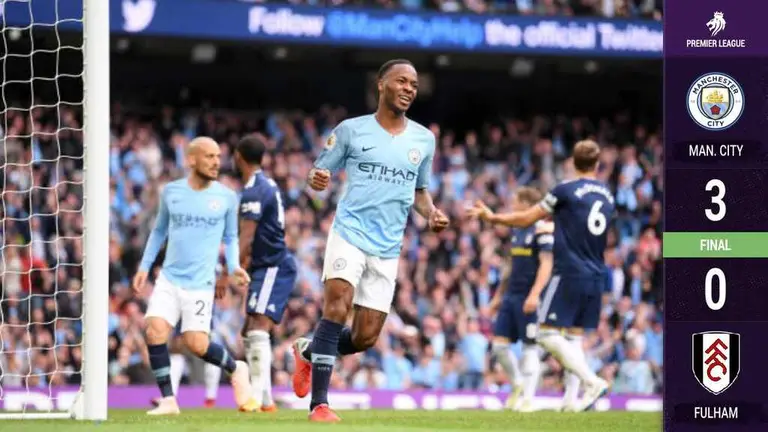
[505,222,554,297]
[239,171,288,270]
[540,178,615,277]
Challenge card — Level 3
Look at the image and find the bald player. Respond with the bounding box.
[133,137,254,415]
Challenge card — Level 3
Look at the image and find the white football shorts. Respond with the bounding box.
[145,272,214,333]
[321,229,399,314]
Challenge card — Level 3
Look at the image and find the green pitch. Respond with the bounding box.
[5,409,659,432]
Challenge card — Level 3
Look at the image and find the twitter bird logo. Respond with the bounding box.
[122,0,156,33]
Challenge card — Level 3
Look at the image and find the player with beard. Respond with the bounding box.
[133,137,253,415]
[291,59,449,422]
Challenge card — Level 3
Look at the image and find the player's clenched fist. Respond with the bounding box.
[132,271,148,295]
[308,168,331,191]
[428,208,449,232]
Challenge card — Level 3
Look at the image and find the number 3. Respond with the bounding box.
[587,201,607,236]
[705,179,726,222]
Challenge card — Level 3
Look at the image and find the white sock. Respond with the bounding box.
[169,354,186,396]
[491,342,522,386]
[562,335,584,406]
[520,344,541,403]
[245,330,273,406]
[204,361,222,400]
[538,330,599,386]
[562,372,581,406]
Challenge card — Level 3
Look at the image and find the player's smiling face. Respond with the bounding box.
[380,64,418,114]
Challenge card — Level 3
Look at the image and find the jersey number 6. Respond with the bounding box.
[587,201,607,236]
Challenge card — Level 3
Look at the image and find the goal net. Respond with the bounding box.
[1,0,109,420]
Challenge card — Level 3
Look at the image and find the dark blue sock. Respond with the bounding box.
[302,327,362,360]
[309,319,343,411]
[200,342,237,374]
[148,344,174,397]
[337,326,363,356]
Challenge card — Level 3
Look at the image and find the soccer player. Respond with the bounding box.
[132,137,253,415]
[487,187,553,412]
[291,59,449,423]
[467,140,612,412]
[229,133,298,413]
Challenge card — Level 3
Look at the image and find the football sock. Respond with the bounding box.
[169,353,186,395]
[204,361,222,400]
[337,326,363,356]
[148,344,174,398]
[301,326,361,360]
[245,330,273,406]
[538,329,599,386]
[491,342,522,385]
[199,342,237,375]
[562,371,581,407]
[521,343,541,402]
[309,319,343,411]
[563,334,584,405]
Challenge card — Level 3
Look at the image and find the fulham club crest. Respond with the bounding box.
[692,331,741,395]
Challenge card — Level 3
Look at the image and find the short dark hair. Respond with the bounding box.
[573,139,601,172]
[377,59,414,80]
[236,133,267,165]
[515,186,543,205]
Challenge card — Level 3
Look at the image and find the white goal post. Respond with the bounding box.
[0,0,109,421]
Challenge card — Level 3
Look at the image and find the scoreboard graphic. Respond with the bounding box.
[665,3,768,431]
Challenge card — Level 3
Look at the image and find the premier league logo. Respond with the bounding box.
[692,331,741,395]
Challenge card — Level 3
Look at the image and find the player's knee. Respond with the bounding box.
[145,318,170,345]
[182,332,209,357]
[242,314,273,336]
[322,279,353,321]
[492,336,511,346]
[491,340,510,357]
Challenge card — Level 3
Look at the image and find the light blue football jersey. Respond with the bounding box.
[139,178,240,291]
[314,114,435,258]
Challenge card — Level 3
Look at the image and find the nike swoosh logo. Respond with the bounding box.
[362,147,375,152]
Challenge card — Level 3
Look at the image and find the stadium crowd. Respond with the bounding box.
[0,100,663,398]
[237,0,663,19]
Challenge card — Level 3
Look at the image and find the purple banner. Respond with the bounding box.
[1,386,660,412]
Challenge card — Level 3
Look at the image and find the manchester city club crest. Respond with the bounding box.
[408,149,421,165]
[687,72,744,131]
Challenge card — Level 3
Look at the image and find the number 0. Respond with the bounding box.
[705,179,726,222]
[705,268,726,311]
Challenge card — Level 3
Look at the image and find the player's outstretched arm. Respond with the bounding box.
[467,200,547,228]
[133,189,171,294]
[414,188,449,232]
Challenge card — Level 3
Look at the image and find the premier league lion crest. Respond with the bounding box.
[687,72,744,131]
